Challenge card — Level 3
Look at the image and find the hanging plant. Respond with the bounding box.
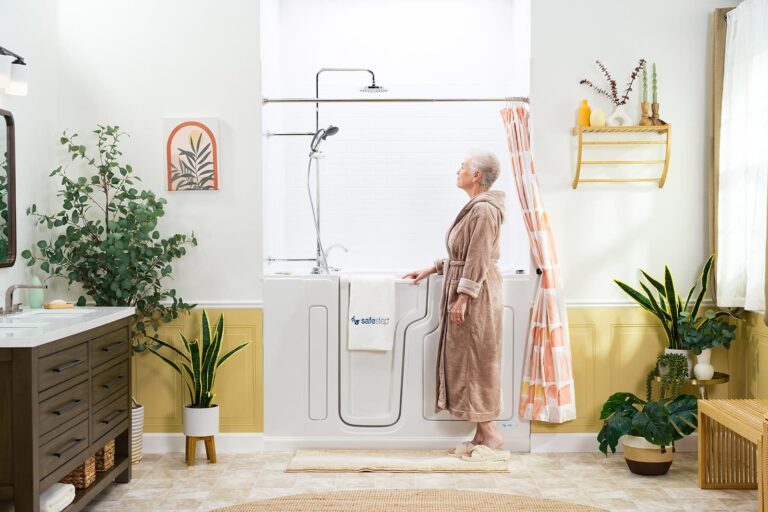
[22,126,198,350]
[645,353,688,401]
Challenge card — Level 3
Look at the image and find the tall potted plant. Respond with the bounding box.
[613,255,738,374]
[147,310,249,440]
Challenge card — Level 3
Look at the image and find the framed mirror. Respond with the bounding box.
[0,109,15,267]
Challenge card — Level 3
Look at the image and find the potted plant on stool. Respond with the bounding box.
[147,310,249,465]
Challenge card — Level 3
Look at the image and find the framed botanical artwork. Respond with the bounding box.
[165,117,219,191]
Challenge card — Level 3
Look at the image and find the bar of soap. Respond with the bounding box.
[44,300,74,309]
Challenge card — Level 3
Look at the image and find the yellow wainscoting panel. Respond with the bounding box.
[131,308,263,433]
[533,307,733,434]
[740,311,768,400]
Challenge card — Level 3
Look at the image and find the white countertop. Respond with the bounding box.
[0,306,135,348]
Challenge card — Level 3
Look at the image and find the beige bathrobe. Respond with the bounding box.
[434,190,505,422]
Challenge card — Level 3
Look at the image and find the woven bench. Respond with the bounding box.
[698,399,768,511]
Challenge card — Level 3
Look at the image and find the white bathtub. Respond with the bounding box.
[263,271,532,451]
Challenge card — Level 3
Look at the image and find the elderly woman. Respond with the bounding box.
[403,150,506,458]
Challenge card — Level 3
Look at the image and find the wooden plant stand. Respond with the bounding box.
[185,436,217,466]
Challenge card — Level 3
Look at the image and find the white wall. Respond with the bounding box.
[0,0,59,298]
[54,0,262,305]
[531,0,740,304]
[262,0,532,274]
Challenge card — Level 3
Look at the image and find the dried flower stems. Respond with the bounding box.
[580,58,647,106]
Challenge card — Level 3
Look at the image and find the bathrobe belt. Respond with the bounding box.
[447,259,499,267]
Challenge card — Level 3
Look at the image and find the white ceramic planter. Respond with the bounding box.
[694,348,715,380]
[606,104,633,126]
[131,401,144,464]
[183,405,220,437]
[662,348,693,376]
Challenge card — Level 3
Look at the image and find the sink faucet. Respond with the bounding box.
[4,283,47,315]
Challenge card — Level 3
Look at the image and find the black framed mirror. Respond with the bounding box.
[0,109,16,267]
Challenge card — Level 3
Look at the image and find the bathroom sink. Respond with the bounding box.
[0,323,46,337]
[20,308,97,318]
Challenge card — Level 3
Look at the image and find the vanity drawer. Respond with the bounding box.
[38,380,90,436]
[92,392,129,442]
[38,343,88,392]
[92,360,128,406]
[39,419,89,478]
[90,327,129,368]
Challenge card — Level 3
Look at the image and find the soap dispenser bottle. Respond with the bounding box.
[577,99,591,127]
[27,276,45,309]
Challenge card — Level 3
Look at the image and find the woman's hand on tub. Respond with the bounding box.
[402,265,436,284]
[450,294,469,324]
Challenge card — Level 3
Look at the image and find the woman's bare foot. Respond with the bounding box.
[476,422,504,450]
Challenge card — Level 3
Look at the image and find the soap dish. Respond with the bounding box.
[44,301,74,310]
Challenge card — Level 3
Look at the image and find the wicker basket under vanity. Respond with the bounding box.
[95,439,115,472]
[60,456,96,489]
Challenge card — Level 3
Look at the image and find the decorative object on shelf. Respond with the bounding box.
[579,58,645,125]
[651,371,729,400]
[95,439,116,472]
[646,353,688,400]
[693,349,715,380]
[597,390,697,475]
[571,125,671,188]
[577,99,591,126]
[131,397,144,465]
[639,62,652,126]
[0,45,28,96]
[606,104,633,127]
[650,63,665,126]
[165,118,219,191]
[23,126,197,350]
[60,456,96,489]
[589,107,606,127]
[27,275,44,308]
[664,347,692,376]
[146,310,250,465]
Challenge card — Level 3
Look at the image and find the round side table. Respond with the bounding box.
[653,372,729,399]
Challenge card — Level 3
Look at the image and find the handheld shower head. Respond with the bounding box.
[310,125,340,153]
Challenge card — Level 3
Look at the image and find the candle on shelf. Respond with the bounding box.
[642,63,648,103]
[652,63,658,104]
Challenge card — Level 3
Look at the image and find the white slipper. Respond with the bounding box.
[451,441,475,457]
[461,444,511,462]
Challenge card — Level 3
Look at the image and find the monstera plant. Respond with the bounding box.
[23,126,197,349]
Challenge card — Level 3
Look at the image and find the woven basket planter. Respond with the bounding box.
[61,456,96,489]
[131,399,144,464]
[95,439,115,472]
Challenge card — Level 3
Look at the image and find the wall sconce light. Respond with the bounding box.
[0,46,27,97]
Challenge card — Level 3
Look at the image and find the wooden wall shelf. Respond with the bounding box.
[572,125,671,189]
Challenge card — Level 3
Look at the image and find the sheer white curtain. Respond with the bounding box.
[717,0,768,311]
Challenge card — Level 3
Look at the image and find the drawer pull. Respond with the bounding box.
[101,375,126,389]
[100,409,126,425]
[53,399,84,416]
[52,359,85,373]
[53,438,85,458]
[101,341,124,352]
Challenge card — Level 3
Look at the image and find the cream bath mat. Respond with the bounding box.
[285,448,509,473]
[214,490,606,512]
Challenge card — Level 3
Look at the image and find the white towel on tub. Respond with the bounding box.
[40,483,75,512]
[347,275,396,351]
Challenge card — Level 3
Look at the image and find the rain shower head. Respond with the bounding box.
[310,125,340,152]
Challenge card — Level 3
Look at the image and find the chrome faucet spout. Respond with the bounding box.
[5,283,47,315]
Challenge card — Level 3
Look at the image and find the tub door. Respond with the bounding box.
[339,277,428,427]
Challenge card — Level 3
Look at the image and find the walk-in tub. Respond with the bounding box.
[263,271,532,451]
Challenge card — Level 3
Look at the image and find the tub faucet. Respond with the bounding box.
[4,283,47,315]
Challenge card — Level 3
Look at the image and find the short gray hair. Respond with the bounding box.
[466,150,501,189]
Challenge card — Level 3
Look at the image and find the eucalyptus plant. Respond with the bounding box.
[147,310,249,408]
[614,255,737,350]
[22,126,197,349]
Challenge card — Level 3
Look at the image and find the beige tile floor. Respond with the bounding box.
[82,451,757,512]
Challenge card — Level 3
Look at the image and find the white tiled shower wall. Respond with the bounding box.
[261,0,531,273]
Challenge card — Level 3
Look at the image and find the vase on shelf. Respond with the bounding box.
[639,102,652,126]
[589,108,606,127]
[606,104,633,127]
[577,99,591,127]
[693,348,715,380]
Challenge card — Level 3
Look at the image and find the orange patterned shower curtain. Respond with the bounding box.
[501,103,576,423]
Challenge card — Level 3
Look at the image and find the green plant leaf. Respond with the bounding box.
[665,394,698,440]
[614,280,654,313]
[631,401,674,446]
[664,266,679,348]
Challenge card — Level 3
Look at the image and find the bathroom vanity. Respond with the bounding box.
[0,307,135,512]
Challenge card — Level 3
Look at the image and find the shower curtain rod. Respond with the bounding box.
[262,96,529,104]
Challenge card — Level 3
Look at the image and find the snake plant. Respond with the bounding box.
[613,255,735,350]
[147,310,249,408]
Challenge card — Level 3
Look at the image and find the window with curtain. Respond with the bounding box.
[716,0,768,312]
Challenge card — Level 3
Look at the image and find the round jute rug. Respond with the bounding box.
[212,489,606,512]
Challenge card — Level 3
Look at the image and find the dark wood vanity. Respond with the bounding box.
[0,316,132,512]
